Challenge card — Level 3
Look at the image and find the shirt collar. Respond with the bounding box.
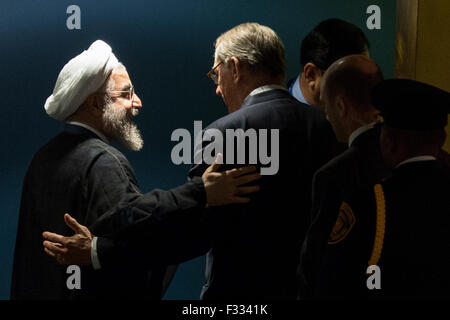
[348,122,376,147]
[248,84,287,97]
[395,156,437,169]
[66,121,109,143]
[289,74,311,106]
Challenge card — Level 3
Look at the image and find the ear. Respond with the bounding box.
[229,56,241,84]
[86,93,104,117]
[303,62,322,92]
[336,95,348,118]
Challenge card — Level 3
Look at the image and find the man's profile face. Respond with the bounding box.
[213,57,241,114]
[102,66,144,151]
[109,67,142,112]
[303,63,324,108]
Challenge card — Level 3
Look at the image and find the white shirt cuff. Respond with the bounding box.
[91,237,101,270]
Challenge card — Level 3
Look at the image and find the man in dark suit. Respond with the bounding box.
[13,40,260,300]
[297,54,391,299]
[319,79,450,299]
[187,22,341,300]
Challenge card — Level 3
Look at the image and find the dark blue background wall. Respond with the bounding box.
[0,0,395,299]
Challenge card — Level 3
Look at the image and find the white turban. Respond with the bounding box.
[44,40,120,120]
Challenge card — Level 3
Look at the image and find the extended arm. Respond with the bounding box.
[43,157,261,268]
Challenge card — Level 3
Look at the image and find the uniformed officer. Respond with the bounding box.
[318,79,450,299]
[297,54,390,299]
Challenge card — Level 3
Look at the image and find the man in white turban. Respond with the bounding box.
[11,40,260,300]
[45,39,144,151]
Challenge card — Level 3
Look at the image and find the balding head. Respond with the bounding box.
[320,54,383,143]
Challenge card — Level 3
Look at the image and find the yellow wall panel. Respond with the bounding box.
[415,0,450,152]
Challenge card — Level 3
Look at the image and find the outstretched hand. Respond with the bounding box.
[42,213,93,265]
[202,153,262,207]
[42,157,261,264]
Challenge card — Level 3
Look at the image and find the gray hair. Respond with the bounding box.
[214,22,286,82]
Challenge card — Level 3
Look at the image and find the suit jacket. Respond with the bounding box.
[10,124,205,299]
[319,160,450,299]
[298,125,390,299]
[188,88,343,300]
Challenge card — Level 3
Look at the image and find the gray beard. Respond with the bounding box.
[102,102,144,151]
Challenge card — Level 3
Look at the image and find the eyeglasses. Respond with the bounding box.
[108,85,135,101]
[207,61,223,85]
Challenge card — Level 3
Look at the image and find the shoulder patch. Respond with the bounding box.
[328,201,356,244]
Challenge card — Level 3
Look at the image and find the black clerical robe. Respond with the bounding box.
[10,124,206,299]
